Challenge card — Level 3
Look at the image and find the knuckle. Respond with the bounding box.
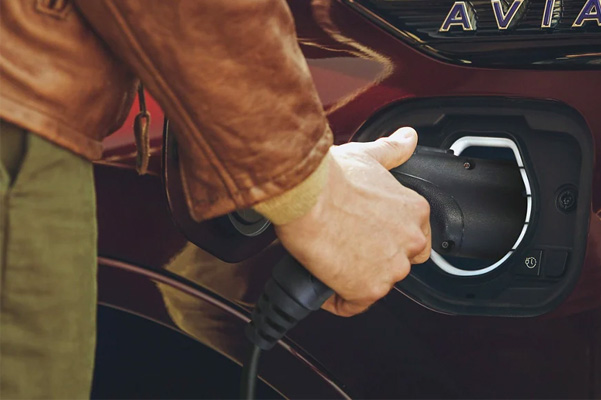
[395,259,412,281]
[403,232,428,261]
[413,252,430,265]
[414,195,431,219]
[338,302,367,318]
[366,282,391,302]
[412,232,428,253]
[412,245,431,264]
[332,308,354,318]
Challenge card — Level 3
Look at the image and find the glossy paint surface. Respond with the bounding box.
[343,0,601,66]
[97,1,601,398]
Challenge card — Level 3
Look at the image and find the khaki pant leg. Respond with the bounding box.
[0,122,97,399]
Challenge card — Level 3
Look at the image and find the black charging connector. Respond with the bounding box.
[241,145,526,398]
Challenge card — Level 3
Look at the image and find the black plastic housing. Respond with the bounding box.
[392,147,526,260]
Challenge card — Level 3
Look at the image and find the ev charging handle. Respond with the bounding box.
[242,145,526,398]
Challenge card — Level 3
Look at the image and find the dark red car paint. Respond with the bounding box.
[96,1,601,398]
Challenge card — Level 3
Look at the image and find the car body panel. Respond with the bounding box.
[97,1,601,398]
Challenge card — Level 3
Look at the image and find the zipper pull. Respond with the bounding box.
[134,83,151,175]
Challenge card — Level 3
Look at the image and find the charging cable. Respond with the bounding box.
[241,254,333,399]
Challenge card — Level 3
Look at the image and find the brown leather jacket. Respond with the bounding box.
[0,0,332,221]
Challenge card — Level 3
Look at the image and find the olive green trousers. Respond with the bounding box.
[0,121,97,399]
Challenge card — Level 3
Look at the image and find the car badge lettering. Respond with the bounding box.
[491,0,525,29]
[440,0,601,31]
[572,0,601,27]
[439,1,476,32]
[541,0,560,28]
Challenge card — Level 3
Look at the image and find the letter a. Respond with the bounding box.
[573,0,601,27]
[440,2,476,32]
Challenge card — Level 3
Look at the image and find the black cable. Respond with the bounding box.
[240,343,262,400]
[242,255,333,399]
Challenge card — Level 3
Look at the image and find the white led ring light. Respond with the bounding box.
[430,137,532,277]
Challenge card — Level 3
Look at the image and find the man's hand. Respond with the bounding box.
[275,127,431,317]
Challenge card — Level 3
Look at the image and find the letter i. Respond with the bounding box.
[541,0,556,28]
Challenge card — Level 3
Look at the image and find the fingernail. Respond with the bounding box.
[402,128,416,139]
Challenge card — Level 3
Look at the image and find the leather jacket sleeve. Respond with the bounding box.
[74,0,333,221]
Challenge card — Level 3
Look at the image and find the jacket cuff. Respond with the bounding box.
[254,151,330,225]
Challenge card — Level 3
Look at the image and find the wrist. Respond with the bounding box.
[253,150,330,225]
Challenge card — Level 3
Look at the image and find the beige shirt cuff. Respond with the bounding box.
[253,151,330,225]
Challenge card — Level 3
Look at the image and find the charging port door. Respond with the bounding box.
[354,97,593,317]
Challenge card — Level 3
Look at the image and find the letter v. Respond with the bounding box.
[491,0,525,29]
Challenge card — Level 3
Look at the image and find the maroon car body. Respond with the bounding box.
[92,1,601,398]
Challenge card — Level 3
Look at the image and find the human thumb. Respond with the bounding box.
[361,127,418,170]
